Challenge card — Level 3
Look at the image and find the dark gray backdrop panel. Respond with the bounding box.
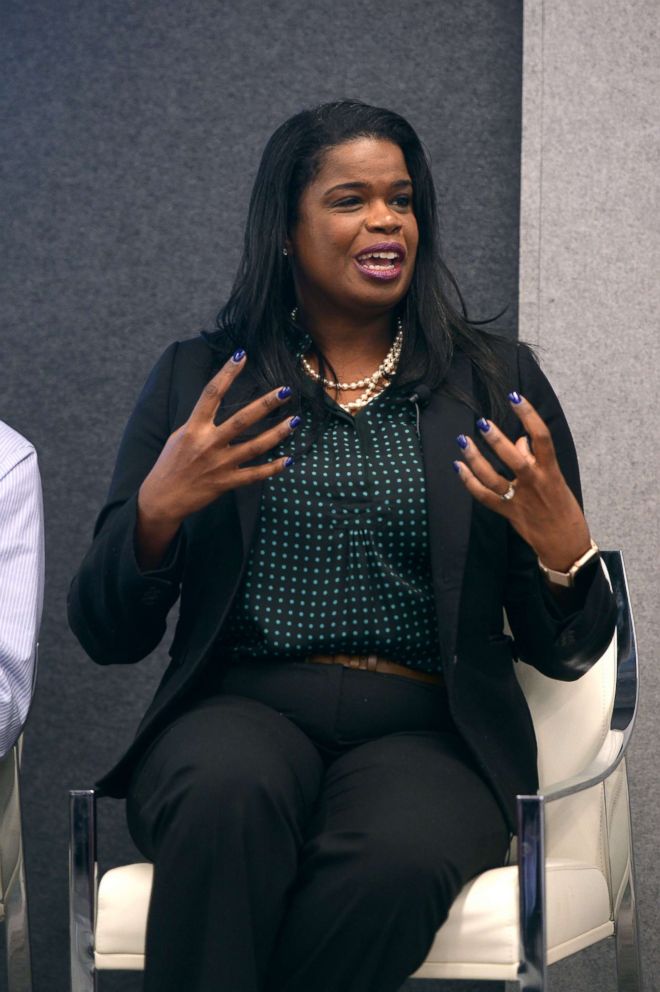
[1,1,521,989]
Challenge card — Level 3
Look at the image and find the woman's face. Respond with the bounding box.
[287,137,419,320]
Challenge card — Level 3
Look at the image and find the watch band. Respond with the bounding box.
[537,539,600,588]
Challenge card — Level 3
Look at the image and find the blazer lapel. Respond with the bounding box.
[420,353,475,667]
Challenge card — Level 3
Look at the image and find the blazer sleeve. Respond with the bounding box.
[503,344,617,681]
[67,342,187,666]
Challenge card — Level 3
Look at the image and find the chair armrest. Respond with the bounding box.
[513,725,632,986]
[512,551,636,988]
[540,729,627,802]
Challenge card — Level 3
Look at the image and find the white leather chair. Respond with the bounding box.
[0,738,33,992]
[69,550,641,992]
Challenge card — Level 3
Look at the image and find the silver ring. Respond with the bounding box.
[500,482,516,502]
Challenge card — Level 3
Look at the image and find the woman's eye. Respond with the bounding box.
[332,194,412,209]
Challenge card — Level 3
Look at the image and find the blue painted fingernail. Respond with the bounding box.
[284,456,294,467]
[452,460,462,473]
[476,418,490,432]
[508,391,522,405]
[289,415,302,429]
[456,434,469,450]
[232,348,246,363]
[277,386,292,399]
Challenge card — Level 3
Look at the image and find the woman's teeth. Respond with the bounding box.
[357,251,400,269]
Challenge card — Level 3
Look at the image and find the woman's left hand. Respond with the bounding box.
[453,393,592,571]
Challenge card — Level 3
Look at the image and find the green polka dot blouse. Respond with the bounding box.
[219,383,443,672]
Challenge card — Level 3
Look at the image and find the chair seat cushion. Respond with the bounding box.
[413,858,612,980]
[94,858,613,975]
[95,863,152,969]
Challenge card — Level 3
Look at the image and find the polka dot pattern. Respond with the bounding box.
[219,387,443,672]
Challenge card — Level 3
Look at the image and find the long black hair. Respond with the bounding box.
[205,99,510,423]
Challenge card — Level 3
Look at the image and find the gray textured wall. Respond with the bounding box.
[1,1,522,989]
[520,0,660,989]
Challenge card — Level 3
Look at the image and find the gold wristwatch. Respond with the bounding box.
[537,540,600,588]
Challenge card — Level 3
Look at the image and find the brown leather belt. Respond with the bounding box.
[305,653,444,687]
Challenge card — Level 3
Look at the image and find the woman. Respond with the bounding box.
[68,101,616,992]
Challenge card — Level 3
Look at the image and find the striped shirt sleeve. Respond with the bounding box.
[0,424,44,756]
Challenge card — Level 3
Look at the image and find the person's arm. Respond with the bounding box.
[503,345,616,679]
[67,341,297,666]
[67,342,187,666]
[454,342,617,681]
[0,445,44,755]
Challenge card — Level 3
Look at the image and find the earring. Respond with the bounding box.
[282,247,289,256]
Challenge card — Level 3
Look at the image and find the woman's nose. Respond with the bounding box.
[365,204,402,233]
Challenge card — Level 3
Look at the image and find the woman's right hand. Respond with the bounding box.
[135,351,298,569]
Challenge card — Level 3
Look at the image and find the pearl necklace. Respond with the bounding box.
[291,308,404,412]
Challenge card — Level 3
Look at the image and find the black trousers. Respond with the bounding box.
[126,660,510,992]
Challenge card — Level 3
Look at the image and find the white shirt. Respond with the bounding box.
[0,421,44,756]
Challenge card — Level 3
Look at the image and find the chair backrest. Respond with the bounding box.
[513,557,632,914]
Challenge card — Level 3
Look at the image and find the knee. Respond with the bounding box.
[158,753,301,839]
[328,830,462,913]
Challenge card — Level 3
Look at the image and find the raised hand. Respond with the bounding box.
[136,350,298,569]
[453,392,592,572]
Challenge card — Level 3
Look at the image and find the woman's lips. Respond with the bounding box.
[353,257,404,282]
[353,243,406,283]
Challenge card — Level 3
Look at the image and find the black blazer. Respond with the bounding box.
[67,336,616,831]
